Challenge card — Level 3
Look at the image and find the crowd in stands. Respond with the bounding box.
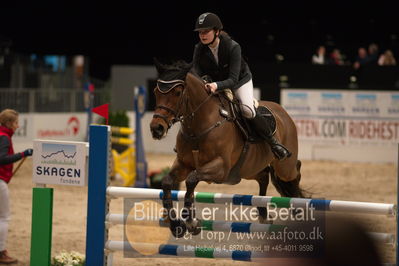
[311,43,397,68]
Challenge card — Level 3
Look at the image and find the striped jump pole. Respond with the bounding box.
[105,241,260,262]
[397,143,399,265]
[106,214,395,245]
[106,213,286,233]
[111,126,134,146]
[111,126,134,135]
[106,186,396,216]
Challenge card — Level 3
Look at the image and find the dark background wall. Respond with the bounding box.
[1,1,399,113]
[1,1,398,80]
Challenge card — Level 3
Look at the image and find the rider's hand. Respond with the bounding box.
[205,82,218,93]
[22,148,33,157]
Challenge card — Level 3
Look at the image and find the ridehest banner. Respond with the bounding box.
[32,140,88,186]
[281,89,399,146]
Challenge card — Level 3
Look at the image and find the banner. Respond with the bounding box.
[281,89,399,146]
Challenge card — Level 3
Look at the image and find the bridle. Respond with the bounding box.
[153,76,230,169]
[153,79,185,129]
[153,78,214,131]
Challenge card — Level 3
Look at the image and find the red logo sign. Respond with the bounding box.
[38,116,81,138]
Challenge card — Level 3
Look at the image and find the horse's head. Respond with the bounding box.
[150,59,192,139]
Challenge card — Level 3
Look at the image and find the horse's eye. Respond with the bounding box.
[175,91,181,97]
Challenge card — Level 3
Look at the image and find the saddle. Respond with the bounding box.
[215,89,278,185]
[219,89,277,144]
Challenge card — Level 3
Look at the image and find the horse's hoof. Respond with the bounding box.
[189,226,202,235]
[170,219,187,238]
[186,219,202,235]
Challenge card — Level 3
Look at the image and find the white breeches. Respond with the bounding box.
[234,79,256,118]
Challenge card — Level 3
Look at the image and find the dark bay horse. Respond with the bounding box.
[150,60,305,238]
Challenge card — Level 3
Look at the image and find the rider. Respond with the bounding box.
[192,12,290,160]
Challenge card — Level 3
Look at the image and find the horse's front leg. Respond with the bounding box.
[162,161,190,238]
[183,156,226,235]
[182,170,200,235]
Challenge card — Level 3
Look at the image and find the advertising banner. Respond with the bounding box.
[281,89,399,162]
[32,140,88,186]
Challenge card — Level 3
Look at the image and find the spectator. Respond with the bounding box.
[367,43,379,65]
[378,49,397,66]
[0,109,33,264]
[329,48,344,65]
[312,45,326,64]
[353,47,369,69]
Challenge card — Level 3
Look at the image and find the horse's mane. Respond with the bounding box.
[158,60,202,82]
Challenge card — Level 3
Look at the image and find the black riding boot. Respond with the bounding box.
[248,113,291,160]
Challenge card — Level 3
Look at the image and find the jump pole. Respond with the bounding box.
[397,143,398,265]
[30,186,53,266]
[85,125,110,266]
[106,186,395,216]
[133,85,148,188]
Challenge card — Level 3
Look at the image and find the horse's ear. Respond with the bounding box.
[153,57,165,75]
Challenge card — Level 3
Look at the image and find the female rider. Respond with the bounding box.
[192,12,290,160]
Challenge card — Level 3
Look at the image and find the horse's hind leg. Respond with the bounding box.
[255,167,270,223]
[270,159,305,198]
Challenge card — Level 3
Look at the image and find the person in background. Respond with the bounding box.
[0,109,33,264]
[192,12,291,160]
[353,47,369,69]
[329,48,345,65]
[367,43,379,65]
[312,45,327,64]
[378,49,397,66]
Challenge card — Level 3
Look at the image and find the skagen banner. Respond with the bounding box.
[32,140,88,186]
[281,89,399,162]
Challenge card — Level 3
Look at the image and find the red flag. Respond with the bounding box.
[92,103,109,125]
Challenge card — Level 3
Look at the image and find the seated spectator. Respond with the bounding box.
[312,46,326,65]
[378,49,397,66]
[329,48,344,65]
[367,43,379,65]
[353,47,369,69]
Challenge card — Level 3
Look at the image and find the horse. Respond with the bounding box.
[150,59,305,238]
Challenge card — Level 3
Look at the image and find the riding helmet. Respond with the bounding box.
[194,12,223,31]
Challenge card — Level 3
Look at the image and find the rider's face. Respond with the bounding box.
[198,29,215,45]
[8,118,19,132]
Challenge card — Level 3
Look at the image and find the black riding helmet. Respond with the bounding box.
[194,12,223,31]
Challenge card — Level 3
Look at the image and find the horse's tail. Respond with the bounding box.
[270,160,311,198]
